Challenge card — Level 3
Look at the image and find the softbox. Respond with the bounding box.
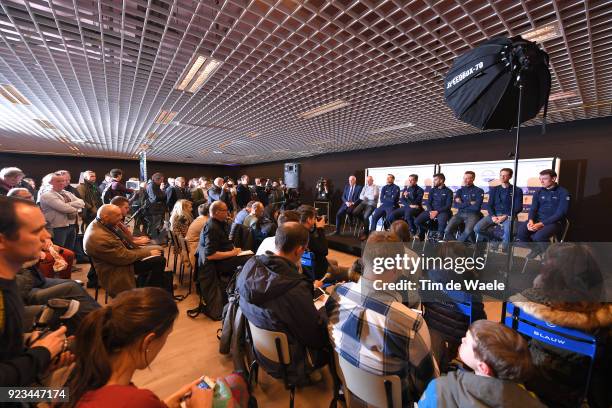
[444,36,551,130]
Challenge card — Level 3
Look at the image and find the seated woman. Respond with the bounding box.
[37,238,75,279]
[509,243,611,408]
[65,287,212,408]
[169,199,194,239]
[421,241,486,373]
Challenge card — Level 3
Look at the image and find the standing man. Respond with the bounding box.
[236,175,252,209]
[368,174,400,236]
[166,176,191,212]
[254,178,269,207]
[332,175,362,235]
[39,173,85,251]
[517,169,569,246]
[78,170,103,232]
[191,177,209,218]
[0,167,25,196]
[474,168,523,250]
[390,174,424,235]
[208,177,232,208]
[104,168,133,202]
[144,172,166,239]
[445,171,484,242]
[415,173,453,241]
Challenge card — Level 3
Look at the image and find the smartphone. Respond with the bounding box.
[313,287,326,301]
[197,376,215,390]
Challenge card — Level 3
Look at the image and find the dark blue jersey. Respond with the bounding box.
[379,184,400,208]
[528,184,570,225]
[486,184,523,216]
[453,185,484,214]
[400,185,424,207]
[427,186,453,213]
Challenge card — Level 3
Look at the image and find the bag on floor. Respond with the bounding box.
[214,372,257,408]
[218,266,243,354]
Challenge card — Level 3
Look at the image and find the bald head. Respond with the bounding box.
[214,177,224,187]
[348,175,356,185]
[98,204,123,226]
[210,200,228,221]
[274,221,309,263]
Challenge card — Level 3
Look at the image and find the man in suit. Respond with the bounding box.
[84,204,166,297]
[332,175,363,235]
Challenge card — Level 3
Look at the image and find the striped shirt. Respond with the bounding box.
[325,278,439,399]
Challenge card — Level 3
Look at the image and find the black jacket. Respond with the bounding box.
[236,184,252,209]
[307,227,329,280]
[145,181,166,215]
[238,254,328,383]
[166,186,191,211]
[0,277,51,386]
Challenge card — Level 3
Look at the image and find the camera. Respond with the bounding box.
[126,180,140,190]
[33,298,80,336]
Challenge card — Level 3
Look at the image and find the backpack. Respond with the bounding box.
[218,266,243,354]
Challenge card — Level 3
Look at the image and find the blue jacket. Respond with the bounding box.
[453,185,484,214]
[400,185,424,207]
[238,254,328,384]
[342,184,363,205]
[427,186,453,213]
[487,184,523,216]
[528,184,570,225]
[379,184,400,208]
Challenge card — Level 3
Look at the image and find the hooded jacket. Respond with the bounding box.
[237,253,328,383]
[419,370,546,408]
[510,290,612,408]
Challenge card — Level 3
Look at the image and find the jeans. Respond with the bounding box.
[369,206,394,233]
[352,202,375,231]
[51,225,76,252]
[474,215,513,249]
[444,212,481,242]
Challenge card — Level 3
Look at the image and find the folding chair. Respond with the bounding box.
[247,321,296,408]
[88,256,108,304]
[177,235,195,294]
[445,290,474,324]
[503,301,598,405]
[335,352,403,408]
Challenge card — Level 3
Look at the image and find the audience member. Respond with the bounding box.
[234,200,255,226]
[418,320,545,408]
[39,173,85,251]
[208,177,232,210]
[56,170,82,199]
[7,187,33,200]
[326,232,438,403]
[243,201,264,228]
[166,176,191,212]
[191,177,209,217]
[509,243,611,408]
[0,167,25,195]
[20,176,37,197]
[105,168,133,201]
[169,199,193,238]
[98,173,112,195]
[297,205,346,280]
[84,205,166,297]
[109,196,151,247]
[1,196,73,386]
[64,287,212,408]
[35,238,75,279]
[236,174,252,209]
[239,222,329,384]
[256,210,300,255]
[186,203,209,266]
[144,172,166,239]
[254,178,269,206]
[78,170,103,231]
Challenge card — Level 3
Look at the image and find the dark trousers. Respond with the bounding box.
[415,211,450,237]
[444,212,480,242]
[51,225,76,252]
[335,204,356,232]
[369,206,395,233]
[389,206,422,232]
[145,213,165,240]
[133,256,167,290]
[517,221,563,242]
[352,202,375,228]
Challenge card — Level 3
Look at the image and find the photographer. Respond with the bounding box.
[1,196,74,386]
[144,173,166,239]
[207,177,232,211]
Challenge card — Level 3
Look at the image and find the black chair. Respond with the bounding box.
[88,256,108,304]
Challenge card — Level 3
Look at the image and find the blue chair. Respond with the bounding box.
[444,290,474,324]
[503,301,598,404]
[301,251,316,281]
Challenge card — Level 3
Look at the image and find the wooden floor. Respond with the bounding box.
[74,249,503,408]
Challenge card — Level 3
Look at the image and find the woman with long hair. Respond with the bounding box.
[169,199,193,238]
[64,287,211,408]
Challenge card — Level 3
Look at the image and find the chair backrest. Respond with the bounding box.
[177,234,189,255]
[247,321,291,365]
[444,290,473,324]
[337,353,402,408]
[503,301,597,358]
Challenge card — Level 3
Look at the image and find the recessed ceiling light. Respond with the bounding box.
[176,55,222,93]
[369,122,415,134]
[297,99,350,119]
[521,22,561,43]
[0,84,31,105]
[549,90,578,101]
[212,150,223,154]
[155,110,177,125]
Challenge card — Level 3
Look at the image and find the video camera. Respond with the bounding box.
[33,298,80,336]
